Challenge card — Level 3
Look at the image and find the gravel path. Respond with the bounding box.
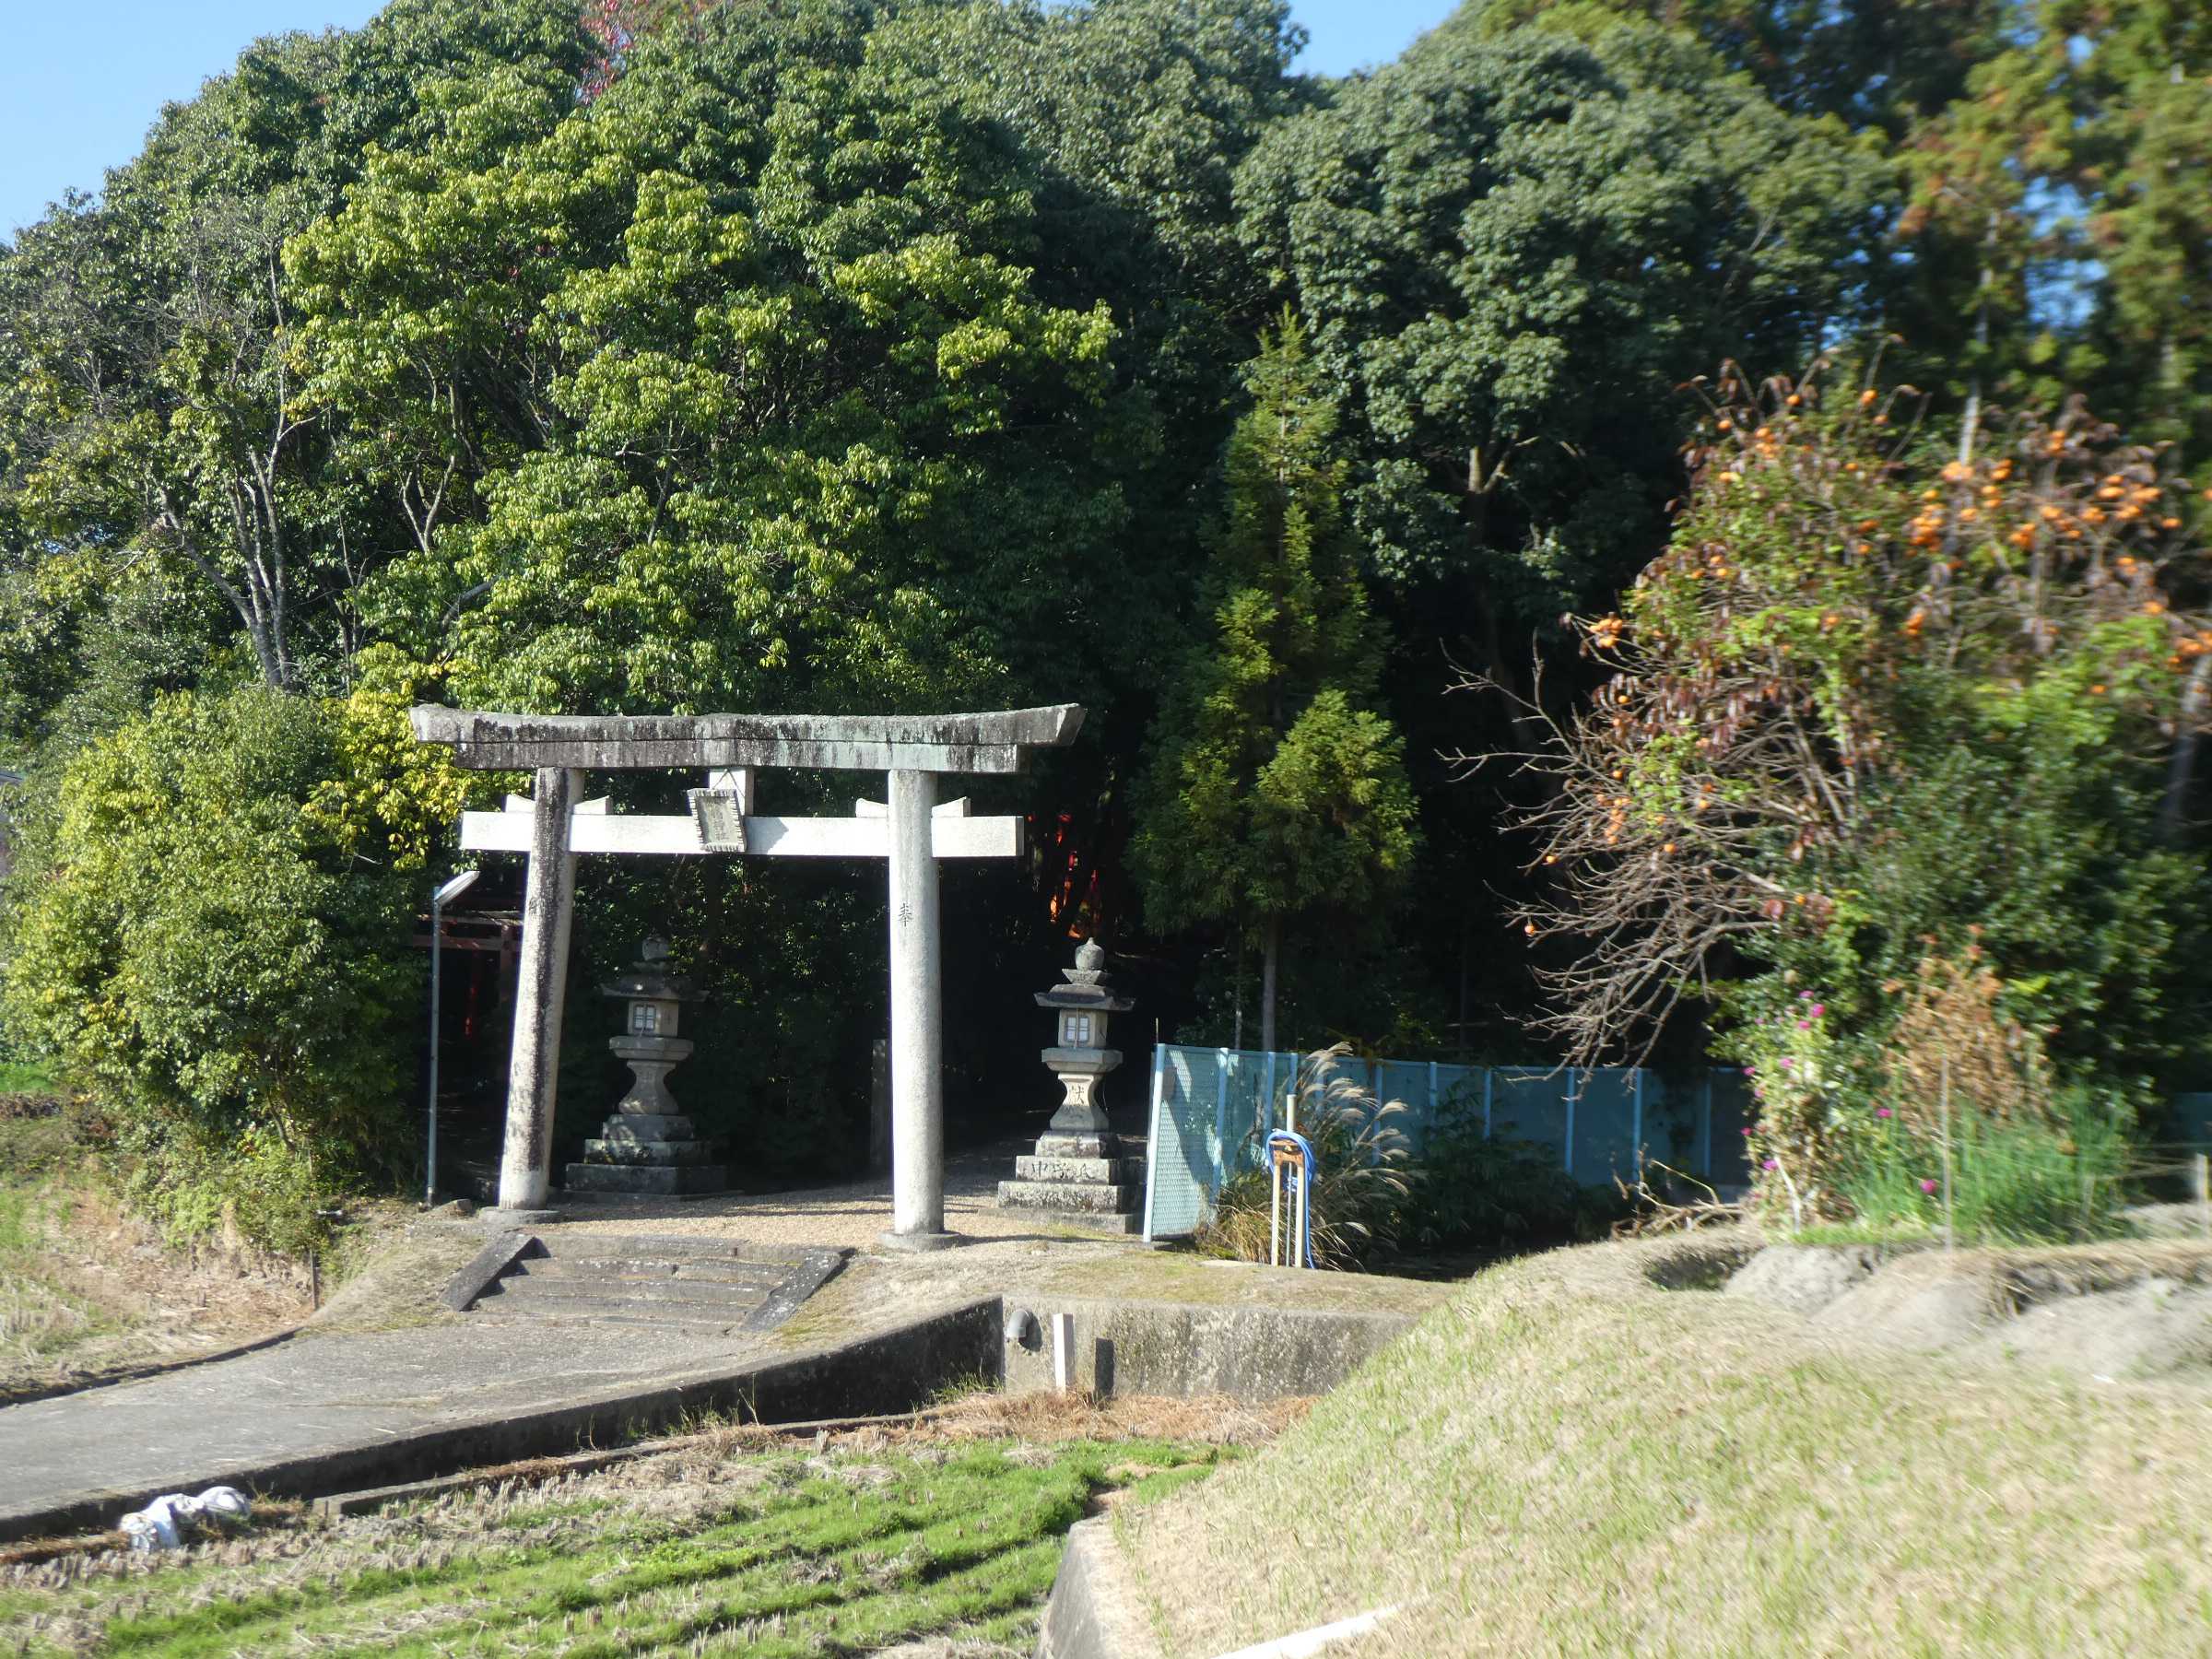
[547,1136,1139,1254]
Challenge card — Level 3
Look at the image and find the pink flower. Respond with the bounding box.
[1920,1178,1938,1194]
[1778,1057,1794,1071]
[1810,1004,1826,1018]
[1762,1158,1779,1171]
[1797,1018,1810,1030]
[1741,1126,1754,1136]
[1876,1107,1891,1119]
[1743,1065,1755,1076]
[1798,991,1813,1001]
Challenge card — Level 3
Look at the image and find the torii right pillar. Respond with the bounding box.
[885,767,946,1244]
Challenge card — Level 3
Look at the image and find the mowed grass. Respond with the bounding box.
[1121,1236,2212,1658]
[0,1423,1240,1657]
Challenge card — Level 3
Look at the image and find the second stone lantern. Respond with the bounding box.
[565,936,729,1197]
[995,937,1142,1233]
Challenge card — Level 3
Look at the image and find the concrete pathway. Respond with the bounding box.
[0,1134,1146,1541]
[0,1316,761,1538]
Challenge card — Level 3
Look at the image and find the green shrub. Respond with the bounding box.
[0,687,420,1250]
[1828,1088,2133,1243]
[1400,1088,1628,1249]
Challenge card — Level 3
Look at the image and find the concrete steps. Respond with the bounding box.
[455,1234,846,1335]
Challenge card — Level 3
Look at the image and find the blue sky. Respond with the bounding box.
[0,0,1453,240]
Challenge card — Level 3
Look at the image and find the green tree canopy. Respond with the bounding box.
[1235,16,1890,628]
[1131,318,1418,1051]
[291,0,1140,720]
[0,688,441,1246]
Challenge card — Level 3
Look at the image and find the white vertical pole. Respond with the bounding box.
[498,766,582,1212]
[1631,1067,1645,1177]
[885,768,947,1245]
[1564,1075,1578,1177]
[427,893,444,1208]
[1274,1159,1291,1274]
[1142,1042,1165,1241]
[1700,1074,1714,1174]
[1052,1312,1075,1392]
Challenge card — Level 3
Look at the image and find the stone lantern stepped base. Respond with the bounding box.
[580,1137,720,1167]
[996,1178,1141,1215]
[567,1101,727,1195]
[564,1161,730,1197]
[1014,1153,1143,1186]
[1006,1206,1145,1236]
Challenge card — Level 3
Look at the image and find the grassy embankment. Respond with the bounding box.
[0,1068,338,1398]
[0,1399,1269,1657]
[1121,1235,2212,1657]
[0,1066,114,1377]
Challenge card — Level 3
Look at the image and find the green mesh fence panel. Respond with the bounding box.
[1487,1068,1570,1159]
[1140,1048,1757,1238]
[1569,1069,1640,1184]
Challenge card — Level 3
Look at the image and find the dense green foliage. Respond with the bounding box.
[0,0,2207,1240]
[1130,323,1417,1049]
[1519,365,2212,1222]
[0,689,450,1248]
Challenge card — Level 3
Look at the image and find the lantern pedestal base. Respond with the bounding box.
[565,1161,731,1197]
[566,1107,728,1197]
[997,1126,1144,1235]
[1001,940,1143,1234]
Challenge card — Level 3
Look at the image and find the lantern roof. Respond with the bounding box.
[1034,936,1134,1013]
[600,935,700,1002]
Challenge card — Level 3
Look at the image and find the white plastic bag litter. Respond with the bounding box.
[195,1486,251,1528]
[120,1497,184,1552]
[119,1486,253,1551]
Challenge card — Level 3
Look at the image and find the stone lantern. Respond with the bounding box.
[996,937,1141,1232]
[565,937,728,1197]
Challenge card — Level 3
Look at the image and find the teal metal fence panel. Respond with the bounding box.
[1141,1046,1758,1240]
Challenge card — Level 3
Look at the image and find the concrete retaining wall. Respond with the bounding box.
[1036,1516,1167,1659]
[1000,1296,1414,1400]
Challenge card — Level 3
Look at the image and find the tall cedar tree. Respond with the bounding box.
[1131,320,1418,1053]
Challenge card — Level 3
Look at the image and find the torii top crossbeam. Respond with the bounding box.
[408,705,1085,773]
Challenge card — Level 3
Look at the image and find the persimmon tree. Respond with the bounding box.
[1475,361,2212,1211]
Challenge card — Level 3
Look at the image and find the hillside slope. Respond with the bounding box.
[1120,1236,2212,1656]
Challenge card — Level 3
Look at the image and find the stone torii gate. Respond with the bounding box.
[409,704,1085,1248]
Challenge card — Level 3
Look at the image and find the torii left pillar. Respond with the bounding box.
[500,766,582,1213]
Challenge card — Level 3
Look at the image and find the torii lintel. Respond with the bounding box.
[409,704,1085,773]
